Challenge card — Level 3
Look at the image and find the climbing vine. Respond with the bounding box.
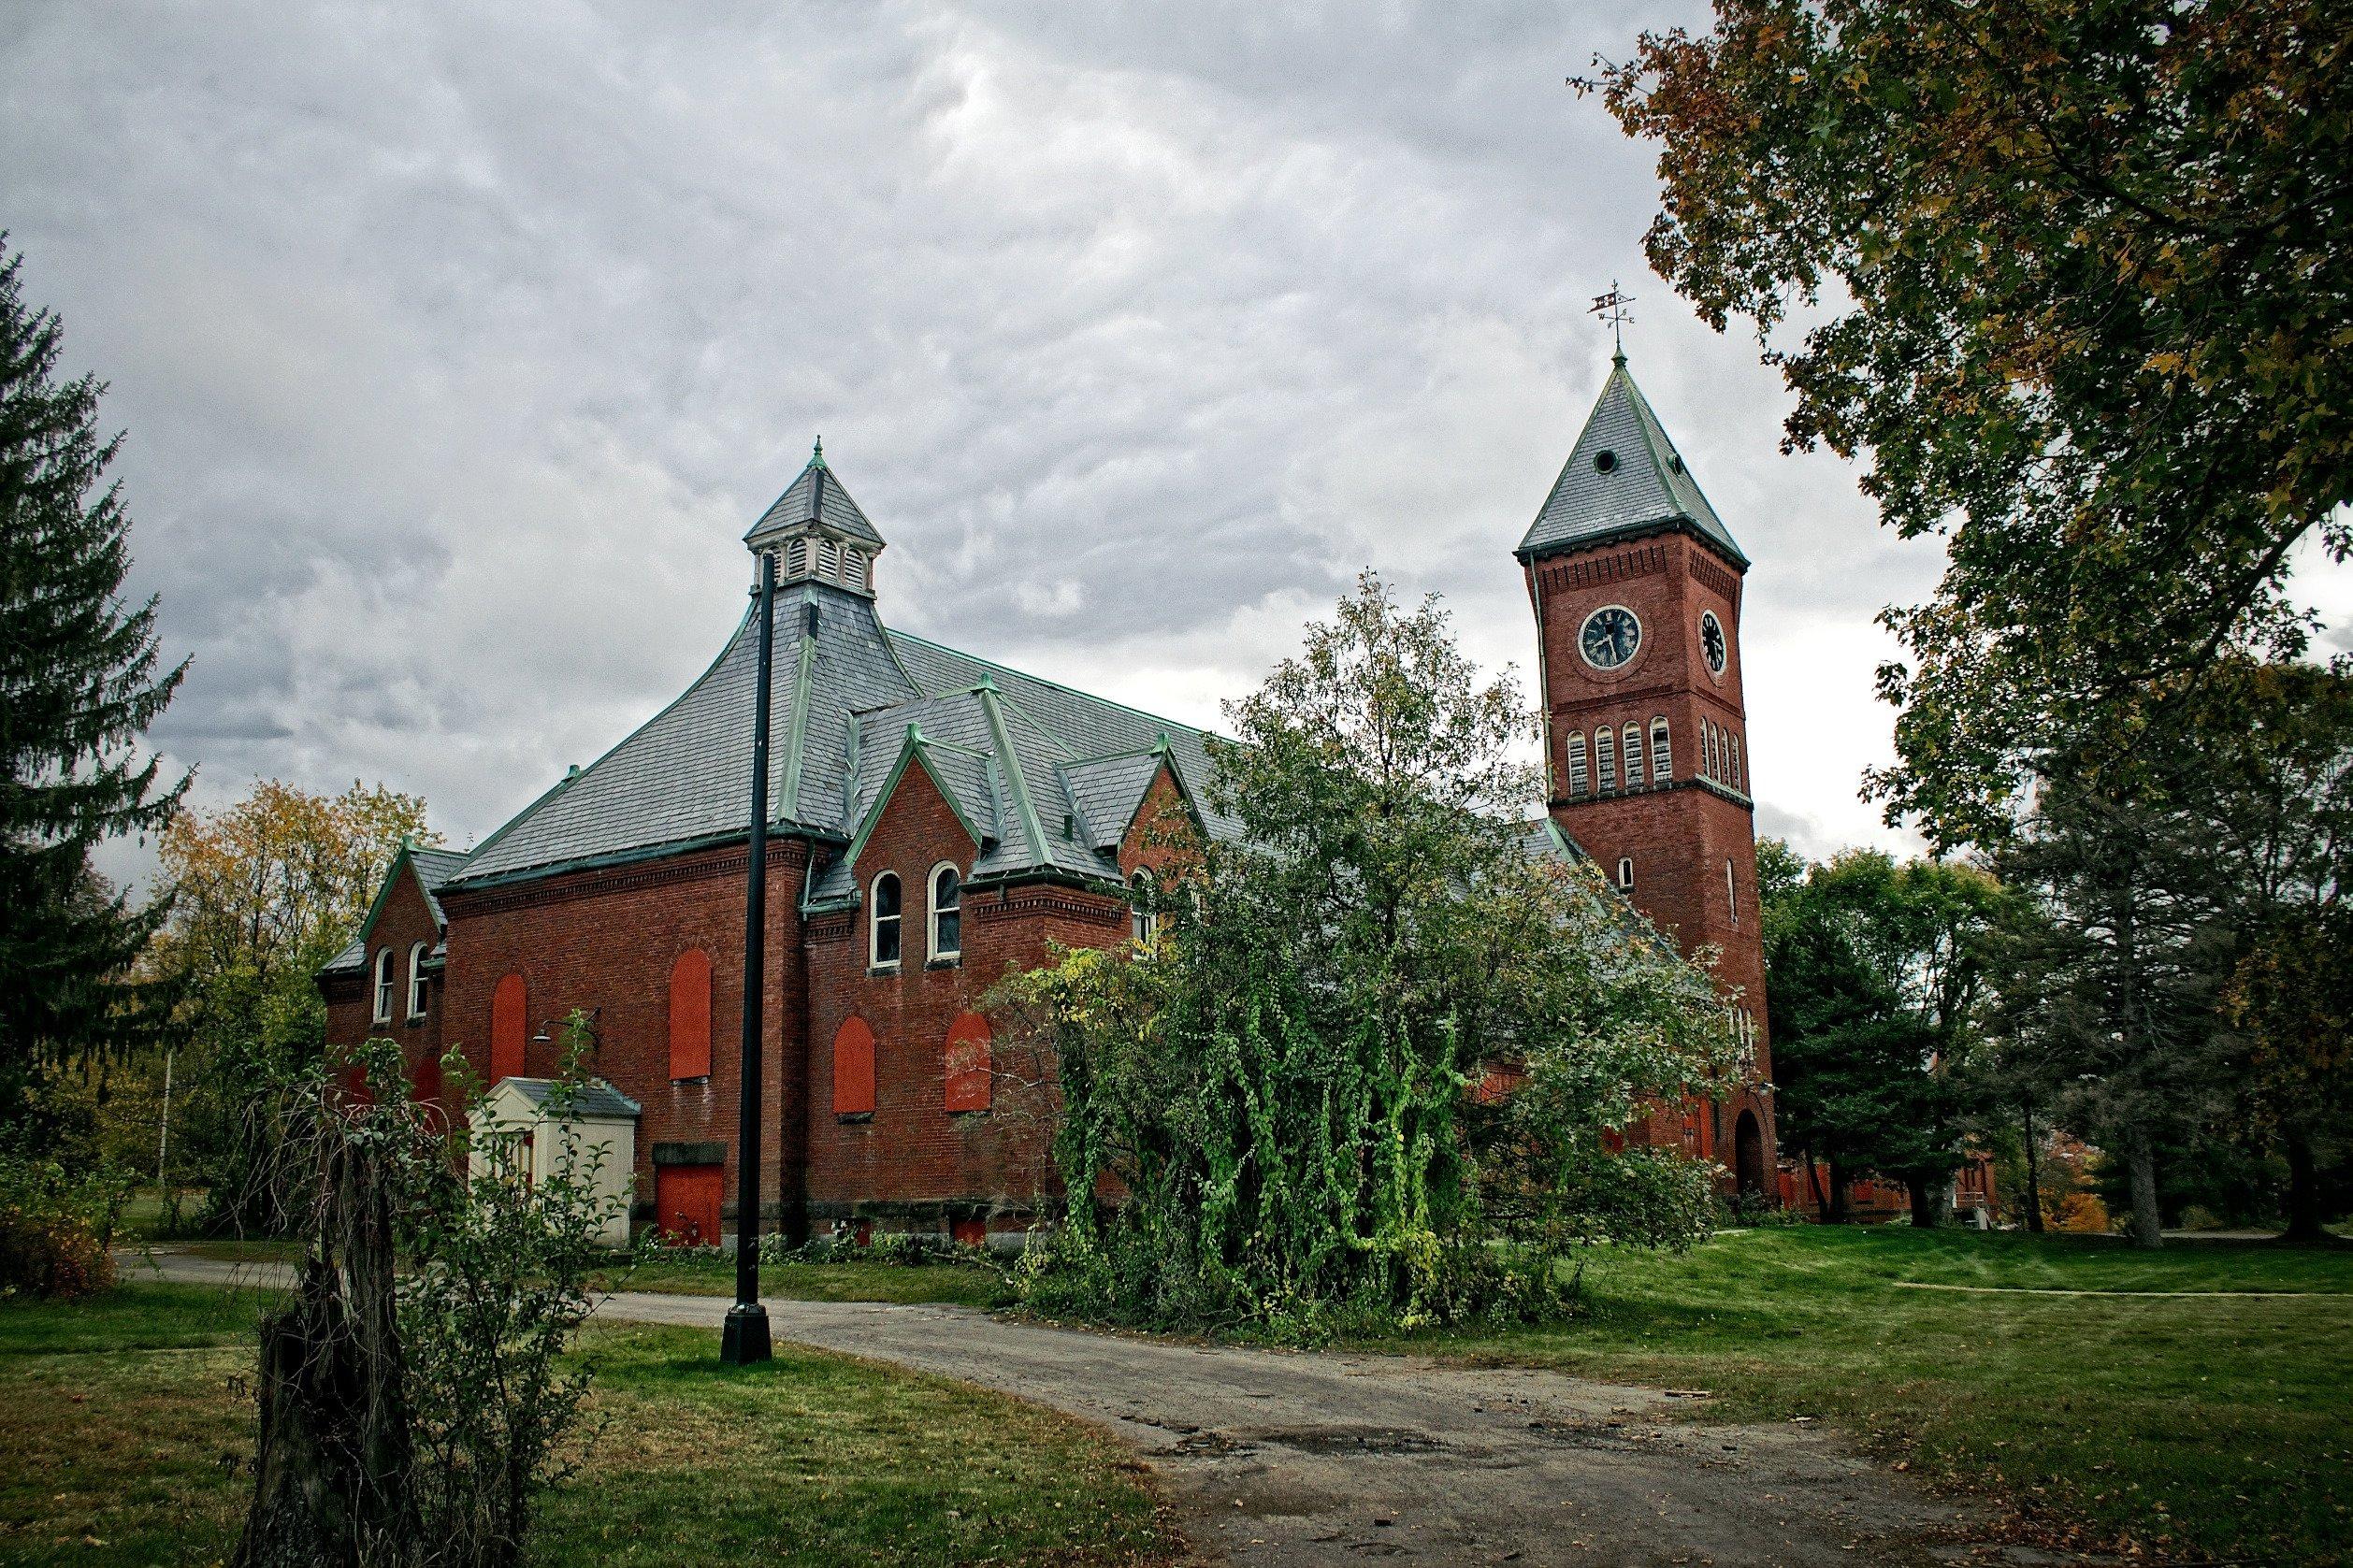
[992,577,1732,1339]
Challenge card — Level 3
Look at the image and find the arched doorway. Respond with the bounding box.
[1735,1110,1767,1198]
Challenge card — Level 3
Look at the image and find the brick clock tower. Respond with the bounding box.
[1517,352,1776,1197]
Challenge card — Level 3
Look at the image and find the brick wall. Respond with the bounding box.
[434,841,811,1234]
[324,862,449,1114]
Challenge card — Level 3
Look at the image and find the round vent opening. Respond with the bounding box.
[1593,449,1618,473]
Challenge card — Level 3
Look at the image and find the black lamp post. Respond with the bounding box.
[721,547,776,1366]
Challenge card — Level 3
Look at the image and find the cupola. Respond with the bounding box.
[743,439,886,597]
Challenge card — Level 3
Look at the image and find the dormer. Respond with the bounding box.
[743,439,885,597]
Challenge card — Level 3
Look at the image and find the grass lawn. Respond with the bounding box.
[0,1282,1175,1567]
[1369,1226,2353,1565]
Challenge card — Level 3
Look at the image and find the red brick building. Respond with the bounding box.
[321,355,1778,1240]
[1515,352,1778,1195]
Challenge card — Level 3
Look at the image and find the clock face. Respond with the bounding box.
[1700,611,1728,676]
[1579,605,1641,669]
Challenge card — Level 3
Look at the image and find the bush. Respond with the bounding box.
[0,1148,133,1301]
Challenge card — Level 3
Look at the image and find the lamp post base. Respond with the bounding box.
[720,1302,772,1366]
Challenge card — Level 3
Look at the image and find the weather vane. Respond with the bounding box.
[1590,280,1635,358]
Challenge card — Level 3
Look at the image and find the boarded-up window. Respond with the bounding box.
[490,973,527,1083]
[654,1164,724,1246]
[944,1012,991,1113]
[832,1016,876,1116]
[668,948,713,1080]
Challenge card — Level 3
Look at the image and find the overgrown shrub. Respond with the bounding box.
[231,1016,628,1568]
[990,579,1735,1341]
[0,1144,133,1300]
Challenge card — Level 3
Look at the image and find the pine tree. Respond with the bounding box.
[0,237,187,1105]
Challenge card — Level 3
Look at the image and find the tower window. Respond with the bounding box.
[844,550,867,591]
[1729,730,1744,793]
[1566,732,1589,798]
[1617,856,1634,891]
[785,538,809,577]
[1726,857,1739,923]
[1704,720,1720,782]
[407,942,430,1020]
[1622,722,1645,789]
[819,538,841,579]
[1130,869,1158,947]
[1595,727,1617,794]
[928,862,962,964]
[1651,716,1671,783]
[870,871,902,969]
[372,947,395,1024]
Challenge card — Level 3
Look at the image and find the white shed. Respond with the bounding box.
[472,1077,641,1249]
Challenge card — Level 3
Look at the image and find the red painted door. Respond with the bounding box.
[654,1164,724,1246]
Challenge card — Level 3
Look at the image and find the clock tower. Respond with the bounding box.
[1518,352,1776,1197]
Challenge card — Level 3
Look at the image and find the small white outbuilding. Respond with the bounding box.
[471,1076,641,1249]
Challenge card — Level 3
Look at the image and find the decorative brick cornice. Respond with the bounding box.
[974,886,1124,927]
[808,913,855,945]
[1536,541,1667,595]
[1690,552,1740,600]
[440,841,808,919]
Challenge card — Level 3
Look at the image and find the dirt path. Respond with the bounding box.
[130,1251,2049,1567]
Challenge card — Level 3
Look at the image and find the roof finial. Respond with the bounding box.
[811,435,826,469]
[1590,280,1634,365]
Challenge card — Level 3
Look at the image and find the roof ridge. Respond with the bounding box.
[883,626,1227,744]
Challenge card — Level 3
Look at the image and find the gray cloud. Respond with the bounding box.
[24,0,2263,885]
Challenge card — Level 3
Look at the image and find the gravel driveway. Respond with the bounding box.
[132,1251,2043,1568]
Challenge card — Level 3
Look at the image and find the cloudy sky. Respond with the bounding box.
[10,2,2346,885]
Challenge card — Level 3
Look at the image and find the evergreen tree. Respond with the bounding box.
[0,237,187,1109]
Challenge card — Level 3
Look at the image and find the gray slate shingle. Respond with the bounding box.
[1517,358,1746,567]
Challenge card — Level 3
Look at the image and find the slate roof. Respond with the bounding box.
[745,448,884,550]
[491,1076,643,1120]
[447,452,1235,906]
[1517,356,1746,568]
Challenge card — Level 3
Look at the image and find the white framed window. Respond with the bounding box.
[818,537,841,579]
[1623,722,1645,788]
[1726,857,1739,923]
[785,538,809,577]
[1729,730,1745,793]
[372,947,395,1024]
[928,862,962,964]
[1566,731,1589,798]
[844,549,867,591]
[1650,716,1671,783]
[1705,720,1721,782]
[407,942,430,1019]
[1595,726,1617,793]
[870,871,902,969]
[1129,870,1158,947]
[1617,856,1634,891]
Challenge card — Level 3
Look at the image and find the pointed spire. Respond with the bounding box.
[744,442,886,597]
[1516,356,1746,568]
[810,435,826,469]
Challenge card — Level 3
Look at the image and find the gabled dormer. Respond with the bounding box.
[743,439,886,597]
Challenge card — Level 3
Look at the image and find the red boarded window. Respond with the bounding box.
[654,1164,724,1246]
[944,1012,991,1113]
[832,1016,876,1116]
[950,1216,986,1247]
[490,973,527,1083]
[668,948,713,1080]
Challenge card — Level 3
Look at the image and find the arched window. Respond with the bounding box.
[668,948,713,1080]
[1725,857,1739,924]
[944,1012,992,1113]
[1617,856,1634,891]
[490,973,527,1082]
[1566,731,1589,798]
[1622,722,1645,788]
[928,863,961,964]
[870,871,902,969]
[1130,869,1158,947]
[407,942,430,1020]
[785,538,808,577]
[372,948,396,1024]
[818,537,841,578]
[1729,731,1745,793]
[832,1016,876,1116]
[1704,720,1720,782]
[1595,727,1617,793]
[1650,716,1671,783]
[844,550,867,591]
